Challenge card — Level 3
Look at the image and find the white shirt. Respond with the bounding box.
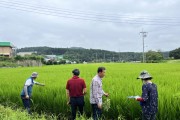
[24,78,38,86]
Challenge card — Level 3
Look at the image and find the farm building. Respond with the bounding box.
[0,42,16,58]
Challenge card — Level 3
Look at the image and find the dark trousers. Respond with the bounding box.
[91,104,102,120]
[21,96,31,114]
[142,114,156,120]
[70,96,85,120]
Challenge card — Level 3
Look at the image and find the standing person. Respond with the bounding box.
[90,67,109,120]
[135,70,158,120]
[20,72,45,114]
[66,69,87,120]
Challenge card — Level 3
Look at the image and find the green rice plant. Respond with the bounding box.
[118,114,126,120]
[103,98,110,112]
[0,105,46,120]
[0,63,180,119]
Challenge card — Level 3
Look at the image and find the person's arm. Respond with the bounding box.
[136,97,144,102]
[102,90,105,95]
[34,81,45,86]
[92,81,99,103]
[66,81,70,105]
[136,84,149,102]
[83,88,87,95]
[83,80,87,95]
[24,79,31,99]
[66,89,70,105]
[92,80,102,109]
[24,85,29,99]
[103,90,109,97]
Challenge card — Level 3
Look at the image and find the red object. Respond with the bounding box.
[136,97,144,102]
[66,76,86,97]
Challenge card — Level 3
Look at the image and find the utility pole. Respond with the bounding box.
[96,53,97,63]
[104,53,106,62]
[112,54,114,62]
[119,50,121,62]
[140,29,148,63]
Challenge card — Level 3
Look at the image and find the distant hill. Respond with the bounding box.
[69,47,85,49]
[17,46,169,62]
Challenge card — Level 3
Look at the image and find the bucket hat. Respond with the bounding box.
[137,70,152,80]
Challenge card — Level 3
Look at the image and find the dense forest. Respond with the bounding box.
[17,47,142,62]
[17,46,174,62]
[170,47,180,59]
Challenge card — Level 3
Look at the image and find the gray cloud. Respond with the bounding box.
[0,0,179,52]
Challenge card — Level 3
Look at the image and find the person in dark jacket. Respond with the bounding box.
[135,70,158,120]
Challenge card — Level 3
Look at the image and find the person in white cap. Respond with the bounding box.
[20,72,45,114]
[135,70,158,120]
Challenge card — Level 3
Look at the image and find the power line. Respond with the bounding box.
[148,26,171,33]
[0,0,179,23]
[0,1,180,25]
[1,0,180,21]
[0,5,178,26]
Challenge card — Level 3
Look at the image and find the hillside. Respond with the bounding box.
[17,47,142,62]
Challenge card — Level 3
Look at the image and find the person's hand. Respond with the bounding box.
[67,101,70,106]
[98,103,102,109]
[83,92,87,95]
[104,93,109,97]
[39,83,45,86]
[25,95,29,99]
[134,96,141,100]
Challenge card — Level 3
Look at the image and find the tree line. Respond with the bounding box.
[169,47,180,59]
[17,47,142,62]
[1,46,179,67]
[16,46,180,63]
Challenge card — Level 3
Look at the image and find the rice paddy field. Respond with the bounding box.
[0,63,180,120]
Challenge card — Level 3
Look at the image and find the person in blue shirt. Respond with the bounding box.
[20,72,45,114]
[135,70,158,120]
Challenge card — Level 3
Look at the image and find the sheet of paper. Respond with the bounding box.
[127,96,141,99]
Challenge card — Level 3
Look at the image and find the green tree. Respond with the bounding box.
[146,50,163,63]
[14,55,24,61]
[170,47,180,59]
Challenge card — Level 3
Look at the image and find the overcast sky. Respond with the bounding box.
[0,0,180,52]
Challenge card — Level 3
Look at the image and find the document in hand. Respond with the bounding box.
[127,96,141,99]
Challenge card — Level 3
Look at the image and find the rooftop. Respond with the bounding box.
[0,42,14,47]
